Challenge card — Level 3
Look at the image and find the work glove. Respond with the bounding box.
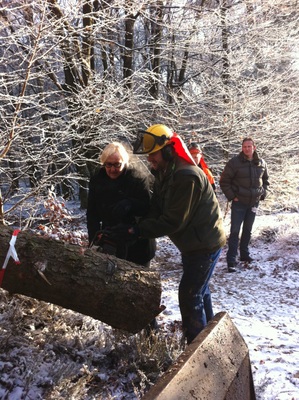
[112,199,133,220]
[103,223,139,244]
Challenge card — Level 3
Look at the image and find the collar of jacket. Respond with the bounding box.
[240,151,260,165]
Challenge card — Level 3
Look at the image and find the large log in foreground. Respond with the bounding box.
[142,312,256,400]
[0,226,162,333]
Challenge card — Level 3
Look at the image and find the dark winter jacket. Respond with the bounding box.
[220,151,269,206]
[138,157,226,255]
[87,167,155,265]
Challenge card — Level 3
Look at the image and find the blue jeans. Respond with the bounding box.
[179,248,222,344]
[227,200,258,265]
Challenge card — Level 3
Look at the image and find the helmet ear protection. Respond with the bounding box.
[161,144,174,161]
[155,134,168,146]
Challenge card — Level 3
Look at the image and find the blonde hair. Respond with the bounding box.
[100,142,130,165]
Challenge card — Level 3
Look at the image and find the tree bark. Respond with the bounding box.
[0,226,162,333]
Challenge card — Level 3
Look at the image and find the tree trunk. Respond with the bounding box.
[0,226,162,333]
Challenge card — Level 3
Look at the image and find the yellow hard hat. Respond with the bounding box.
[133,124,173,154]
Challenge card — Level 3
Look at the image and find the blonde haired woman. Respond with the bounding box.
[87,142,155,267]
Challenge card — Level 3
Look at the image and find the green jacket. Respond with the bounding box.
[138,157,226,254]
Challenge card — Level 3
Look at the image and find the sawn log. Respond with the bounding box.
[0,225,162,333]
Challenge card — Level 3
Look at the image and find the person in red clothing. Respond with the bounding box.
[188,142,216,192]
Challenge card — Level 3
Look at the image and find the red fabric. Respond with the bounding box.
[200,160,215,185]
[170,133,197,165]
[189,147,215,185]
[170,133,215,184]
[199,156,208,170]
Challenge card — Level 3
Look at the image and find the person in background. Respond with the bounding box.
[220,137,269,273]
[105,124,226,345]
[87,142,156,267]
[188,142,216,192]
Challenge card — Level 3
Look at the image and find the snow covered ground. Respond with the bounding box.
[156,211,299,400]
[0,203,299,399]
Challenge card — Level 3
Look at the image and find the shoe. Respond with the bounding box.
[240,256,253,263]
[227,264,237,273]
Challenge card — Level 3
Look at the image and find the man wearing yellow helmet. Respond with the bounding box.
[133,123,173,155]
[108,124,226,344]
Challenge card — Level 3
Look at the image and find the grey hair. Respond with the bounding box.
[100,142,130,165]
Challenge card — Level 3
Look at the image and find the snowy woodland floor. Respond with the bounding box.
[0,201,299,399]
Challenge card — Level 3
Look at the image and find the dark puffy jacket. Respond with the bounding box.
[138,157,226,254]
[87,167,156,265]
[220,151,269,206]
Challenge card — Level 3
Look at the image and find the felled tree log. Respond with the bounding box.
[0,225,162,333]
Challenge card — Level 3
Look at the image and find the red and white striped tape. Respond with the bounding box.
[0,229,21,286]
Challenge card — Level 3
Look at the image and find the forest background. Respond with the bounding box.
[0,1,299,399]
[0,0,298,224]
